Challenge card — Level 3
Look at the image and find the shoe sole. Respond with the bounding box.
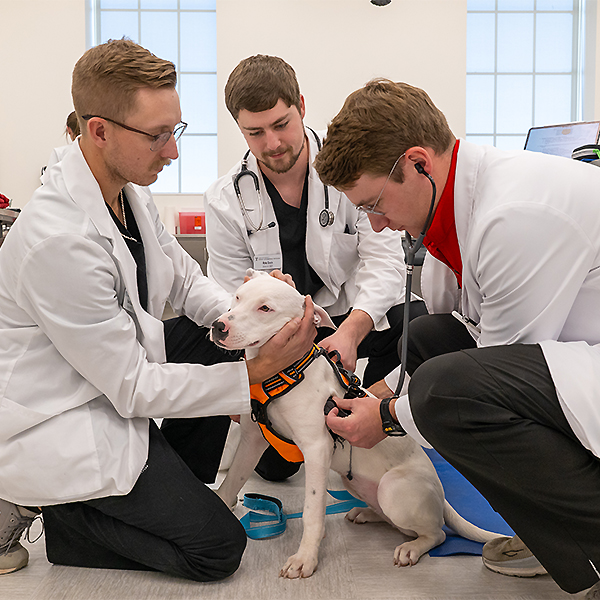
[483,557,547,578]
[0,561,28,575]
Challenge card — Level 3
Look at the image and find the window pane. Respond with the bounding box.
[141,0,178,8]
[180,74,217,134]
[536,0,573,9]
[467,75,495,133]
[468,0,495,9]
[180,12,217,72]
[497,75,533,134]
[180,136,218,192]
[140,11,178,66]
[150,156,179,193]
[495,135,528,150]
[498,0,534,9]
[180,0,216,8]
[467,13,495,72]
[536,13,573,72]
[100,11,139,44]
[534,74,572,126]
[101,0,137,8]
[466,135,496,145]
[497,13,534,72]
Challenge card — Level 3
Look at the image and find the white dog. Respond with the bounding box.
[210,270,501,579]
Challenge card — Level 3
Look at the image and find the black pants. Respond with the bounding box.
[43,317,247,582]
[252,300,429,482]
[407,314,600,594]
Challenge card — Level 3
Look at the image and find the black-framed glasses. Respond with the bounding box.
[82,115,188,152]
[356,152,406,216]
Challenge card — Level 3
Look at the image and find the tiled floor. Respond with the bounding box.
[0,465,588,600]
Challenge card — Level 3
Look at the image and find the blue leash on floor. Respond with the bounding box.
[240,489,367,540]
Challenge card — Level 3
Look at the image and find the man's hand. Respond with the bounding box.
[325,394,386,449]
[245,296,316,385]
[318,309,373,372]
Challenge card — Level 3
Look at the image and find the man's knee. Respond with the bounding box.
[185,517,247,581]
[408,351,474,441]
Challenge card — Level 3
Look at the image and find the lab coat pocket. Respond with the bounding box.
[329,231,360,286]
[0,397,53,440]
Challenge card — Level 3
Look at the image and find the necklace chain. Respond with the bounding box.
[118,189,138,242]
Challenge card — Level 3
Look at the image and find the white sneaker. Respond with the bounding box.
[482,535,547,578]
[0,499,41,575]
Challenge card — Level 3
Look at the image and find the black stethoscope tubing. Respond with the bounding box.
[233,127,334,234]
[394,166,437,398]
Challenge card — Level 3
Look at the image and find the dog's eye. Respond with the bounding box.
[258,305,271,312]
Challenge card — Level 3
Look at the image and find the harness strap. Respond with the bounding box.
[249,345,368,464]
[250,344,323,463]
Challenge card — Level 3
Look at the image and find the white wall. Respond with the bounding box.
[0,0,86,208]
[216,0,467,177]
[3,0,599,219]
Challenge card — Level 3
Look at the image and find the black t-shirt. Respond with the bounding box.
[262,169,324,297]
[106,191,149,311]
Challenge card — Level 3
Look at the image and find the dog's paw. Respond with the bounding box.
[346,507,384,524]
[279,553,318,579]
[393,541,425,567]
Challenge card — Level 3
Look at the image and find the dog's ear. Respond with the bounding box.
[245,268,262,280]
[309,301,337,329]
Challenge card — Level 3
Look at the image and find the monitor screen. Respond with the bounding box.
[524,122,600,158]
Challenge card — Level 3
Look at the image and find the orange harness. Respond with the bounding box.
[249,345,366,463]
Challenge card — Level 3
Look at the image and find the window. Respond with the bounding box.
[466,0,586,150]
[90,0,217,193]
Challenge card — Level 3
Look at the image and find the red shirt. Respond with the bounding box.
[423,140,462,287]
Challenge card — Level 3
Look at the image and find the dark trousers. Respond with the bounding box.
[406,314,600,594]
[43,317,246,582]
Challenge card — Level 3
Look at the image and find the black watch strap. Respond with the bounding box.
[379,397,407,436]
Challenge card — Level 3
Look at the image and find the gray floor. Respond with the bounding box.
[0,466,589,600]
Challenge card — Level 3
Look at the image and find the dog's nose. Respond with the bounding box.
[210,319,229,342]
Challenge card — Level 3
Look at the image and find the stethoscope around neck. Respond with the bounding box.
[233,126,334,235]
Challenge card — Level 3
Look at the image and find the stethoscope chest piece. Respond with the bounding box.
[319,209,335,228]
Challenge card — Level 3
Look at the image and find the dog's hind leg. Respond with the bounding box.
[377,467,446,567]
[279,437,333,579]
[217,413,269,509]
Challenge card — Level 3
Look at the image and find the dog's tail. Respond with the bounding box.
[443,501,504,543]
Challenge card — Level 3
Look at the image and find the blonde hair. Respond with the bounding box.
[72,38,177,132]
[315,79,454,189]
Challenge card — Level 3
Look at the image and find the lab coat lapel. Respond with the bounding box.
[244,152,281,258]
[305,130,334,289]
[61,143,166,363]
[124,184,174,319]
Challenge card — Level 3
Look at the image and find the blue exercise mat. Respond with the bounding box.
[425,448,514,556]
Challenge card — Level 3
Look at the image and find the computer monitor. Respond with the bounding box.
[524,121,600,158]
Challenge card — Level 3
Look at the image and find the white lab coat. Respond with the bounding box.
[0,141,251,506]
[204,129,407,331]
[40,143,72,185]
[408,140,600,457]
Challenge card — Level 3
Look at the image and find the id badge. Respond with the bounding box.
[253,254,282,272]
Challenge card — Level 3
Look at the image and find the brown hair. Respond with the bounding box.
[314,79,454,189]
[225,55,301,121]
[65,111,80,140]
[72,38,177,133]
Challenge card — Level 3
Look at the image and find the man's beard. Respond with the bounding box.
[259,136,306,174]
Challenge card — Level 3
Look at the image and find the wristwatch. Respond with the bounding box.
[379,397,407,436]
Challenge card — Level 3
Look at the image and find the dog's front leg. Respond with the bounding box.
[280,439,333,579]
[216,414,269,509]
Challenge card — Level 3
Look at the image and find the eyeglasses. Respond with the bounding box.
[356,152,405,216]
[82,115,188,152]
